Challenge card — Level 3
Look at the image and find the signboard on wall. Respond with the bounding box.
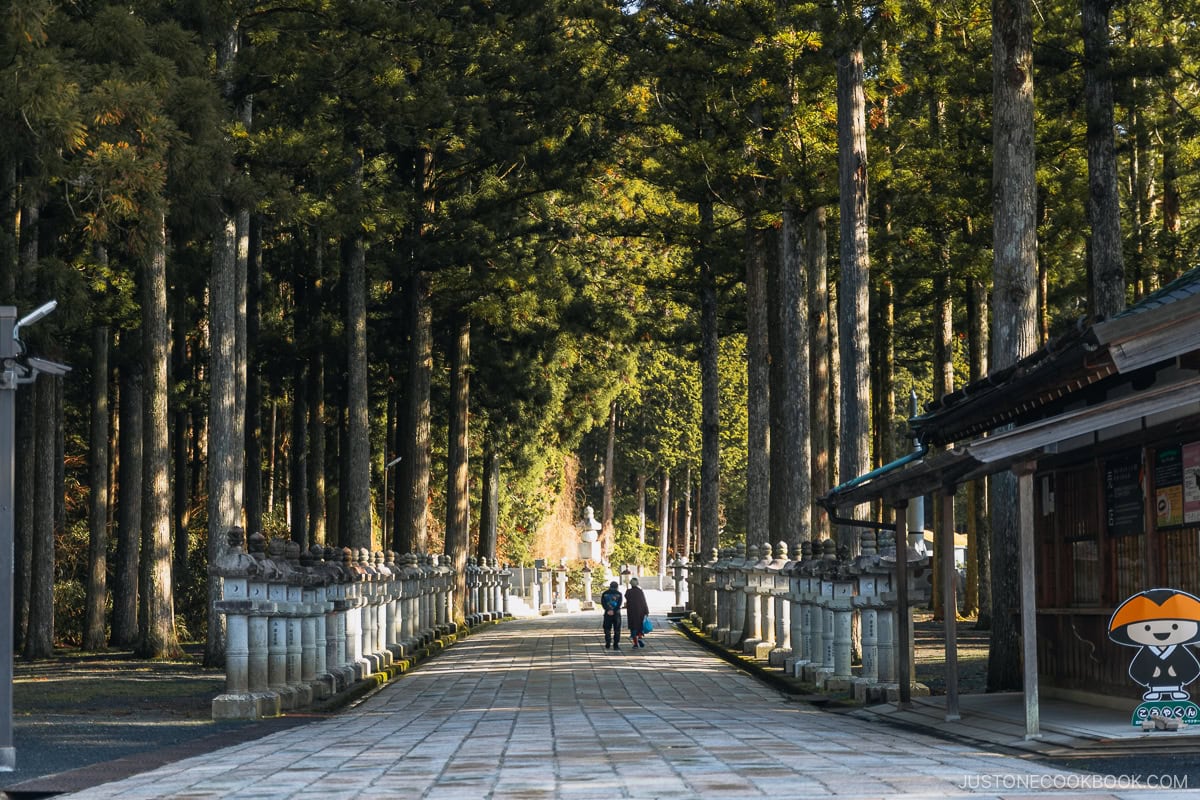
[1155,447,1184,528]
[1184,442,1200,524]
[1105,452,1144,537]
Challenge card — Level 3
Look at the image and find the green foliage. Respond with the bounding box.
[610,513,657,571]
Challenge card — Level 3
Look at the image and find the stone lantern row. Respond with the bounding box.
[682,530,931,699]
[210,527,511,720]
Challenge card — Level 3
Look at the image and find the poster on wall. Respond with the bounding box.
[1156,447,1184,528]
[1184,442,1200,524]
[1105,452,1144,537]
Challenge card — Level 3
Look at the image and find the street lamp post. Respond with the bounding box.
[0,302,69,771]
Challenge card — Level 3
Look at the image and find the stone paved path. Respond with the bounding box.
[57,608,1193,800]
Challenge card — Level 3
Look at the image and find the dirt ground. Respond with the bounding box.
[913,611,991,695]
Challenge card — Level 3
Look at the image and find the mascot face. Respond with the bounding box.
[1125,619,1200,647]
[1108,588,1200,647]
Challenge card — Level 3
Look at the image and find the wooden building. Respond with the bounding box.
[823,267,1200,733]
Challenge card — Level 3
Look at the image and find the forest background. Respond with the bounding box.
[3,0,1198,694]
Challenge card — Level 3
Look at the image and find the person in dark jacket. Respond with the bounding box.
[600,581,623,649]
[625,577,650,648]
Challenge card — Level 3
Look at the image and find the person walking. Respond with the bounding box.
[600,581,623,649]
[625,577,650,648]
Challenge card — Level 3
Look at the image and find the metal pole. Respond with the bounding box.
[0,306,17,770]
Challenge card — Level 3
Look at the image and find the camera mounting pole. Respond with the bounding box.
[0,302,69,771]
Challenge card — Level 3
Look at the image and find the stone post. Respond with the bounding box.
[768,541,792,666]
[306,546,334,699]
[554,562,568,611]
[670,556,686,619]
[265,538,298,709]
[212,528,280,720]
[325,546,352,689]
[742,544,765,654]
[725,544,744,645]
[499,565,512,616]
[283,541,313,708]
[581,563,593,611]
[539,564,553,615]
[700,549,716,635]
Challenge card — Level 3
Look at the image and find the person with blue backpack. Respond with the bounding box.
[625,577,650,648]
[600,581,623,649]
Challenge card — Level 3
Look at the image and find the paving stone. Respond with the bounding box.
[46,597,1189,800]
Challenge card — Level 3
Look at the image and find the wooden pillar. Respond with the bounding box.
[940,486,960,721]
[1016,460,1041,739]
[895,499,911,709]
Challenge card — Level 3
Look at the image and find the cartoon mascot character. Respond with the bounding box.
[1108,588,1200,702]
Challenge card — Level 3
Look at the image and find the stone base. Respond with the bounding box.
[767,647,791,667]
[554,599,581,613]
[275,685,300,710]
[753,641,775,661]
[871,682,931,703]
[539,604,554,616]
[819,675,854,693]
[667,605,688,620]
[741,638,762,655]
[212,690,281,721]
[580,601,594,611]
[704,624,718,639]
[802,665,832,684]
[786,658,809,678]
[310,674,335,700]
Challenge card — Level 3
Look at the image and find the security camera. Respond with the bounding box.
[13,300,57,341]
[25,356,71,377]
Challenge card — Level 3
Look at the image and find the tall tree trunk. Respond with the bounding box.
[837,31,872,547]
[658,470,671,577]
[244,216,263,534]
[84,326,110,650]
[308,353,327,546]
[13,201,39,652]
[698,200,720,558]
[266,395,277,514]
[112,349,143,647]
[290,364,309,546]
[206,209,239,666]
[1083,0,1125,319]
[445,316,470,619]
[931,271,954,617]
[24,376,56,659]
[137,214,180,658]
[966,276,991,623]
[171,285,191,588]
[636,473,647,544]
[342,205,372,550]
[601,400,617,561]
[807,207,832,542]
[1158,15,1180,282]
[479,442,499,560]
[0,159,15,297]
[206,20,247,667]
[768,226,788,550]
[779,206,812,546]
[746,224,770,548]
[989,0,1039,692]
[396,269,432,554]
[682,465,693,557]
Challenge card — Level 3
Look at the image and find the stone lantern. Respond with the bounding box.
[578,505,601,562]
